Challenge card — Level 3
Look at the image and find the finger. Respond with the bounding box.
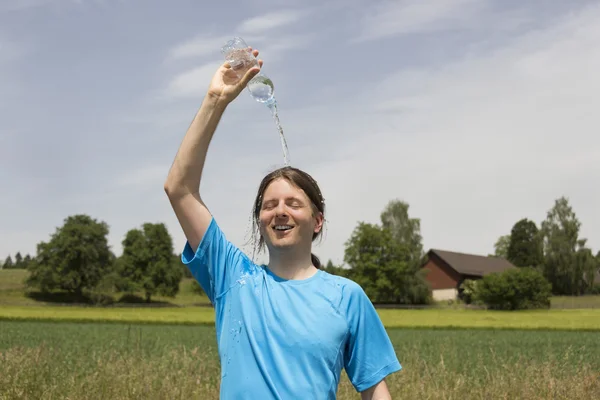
[223,62,231,69]
[252,49,259,57]
[240,67,260,86]
[258,59,263,68]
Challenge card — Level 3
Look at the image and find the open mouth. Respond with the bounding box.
[272,225,294,232]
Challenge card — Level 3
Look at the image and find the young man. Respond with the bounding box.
[164,48,401,399]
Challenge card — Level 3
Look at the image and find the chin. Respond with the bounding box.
[267,238,296,249]
[265,235,300,251]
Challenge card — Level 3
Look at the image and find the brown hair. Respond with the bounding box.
[250,166,326,268]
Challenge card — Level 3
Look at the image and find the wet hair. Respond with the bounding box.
[250,166,325,268]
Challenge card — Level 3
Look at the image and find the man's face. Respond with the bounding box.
[259,178,323,252]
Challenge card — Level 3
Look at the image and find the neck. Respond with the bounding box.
[267,247,317,280]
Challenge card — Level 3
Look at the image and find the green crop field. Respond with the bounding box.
[2,269,600,398]
[1,321,599,399]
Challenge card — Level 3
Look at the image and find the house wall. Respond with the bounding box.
[421,254,462,290]
[432,288,458,301]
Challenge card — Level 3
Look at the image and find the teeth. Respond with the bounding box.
[274,225,292,231]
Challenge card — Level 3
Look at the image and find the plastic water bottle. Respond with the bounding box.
[221,37,275,106]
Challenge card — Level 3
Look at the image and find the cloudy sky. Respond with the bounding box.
[1,0,599,267]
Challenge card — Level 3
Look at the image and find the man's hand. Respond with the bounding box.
[207,48,263,105]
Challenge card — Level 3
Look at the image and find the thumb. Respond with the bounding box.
[240,67,260,86]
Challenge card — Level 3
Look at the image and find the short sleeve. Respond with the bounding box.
[342,282,402,392]
[181,217,247,304]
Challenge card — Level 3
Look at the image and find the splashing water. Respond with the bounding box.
[266,101,290,166]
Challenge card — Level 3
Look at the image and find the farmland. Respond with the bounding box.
[1,270,600,399]
[1,321,599,399]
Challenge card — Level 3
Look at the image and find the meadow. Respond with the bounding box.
[1,269,600,399]
[1,321,599,399]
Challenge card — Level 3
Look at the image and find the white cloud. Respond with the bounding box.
[6,1,598,268]
[0,0,83,12]
[306,2,600,263]
[167,34,231,61]
[163,8,315,100]
[165,8,310,62]
[169,1,600,266]
[353,0,489,42]
[116,164,170,189]
[238,9,308,35]
[163,61,221,99]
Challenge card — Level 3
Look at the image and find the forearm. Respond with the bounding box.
[360,380,392,400]
[164,93,227,197]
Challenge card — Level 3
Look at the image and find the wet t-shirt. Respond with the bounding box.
[181,217,401,399]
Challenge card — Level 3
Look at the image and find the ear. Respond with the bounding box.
[314,212,324,233]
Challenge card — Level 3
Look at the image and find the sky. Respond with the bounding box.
[1,0,599,267]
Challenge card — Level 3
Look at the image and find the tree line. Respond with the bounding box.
[322,195,599,307]
[491,196,600,296]
[3,215,186,304]
[2,195,599,307]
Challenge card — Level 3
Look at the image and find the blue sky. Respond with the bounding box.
[1,0,599,266]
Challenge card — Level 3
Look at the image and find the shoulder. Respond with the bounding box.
[317,271,369,312]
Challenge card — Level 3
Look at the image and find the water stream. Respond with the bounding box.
[267,101,290,166]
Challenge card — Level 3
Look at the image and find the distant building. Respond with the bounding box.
[421,249,517,301]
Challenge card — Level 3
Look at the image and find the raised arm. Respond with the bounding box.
[164,48,262,251]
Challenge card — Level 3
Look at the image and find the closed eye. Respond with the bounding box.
[286,199,305,208]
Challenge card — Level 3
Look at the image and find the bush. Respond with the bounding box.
[473,267,552,310]
[459,279,480,305]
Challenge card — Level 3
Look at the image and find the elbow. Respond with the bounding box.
[163,179,196,200]
[164,178,182,198]
[163,179,174,196]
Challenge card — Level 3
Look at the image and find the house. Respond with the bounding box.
[421,249,517,301]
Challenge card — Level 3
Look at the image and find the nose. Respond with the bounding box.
[275,201,287,217]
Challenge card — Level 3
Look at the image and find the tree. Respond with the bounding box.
[3,256,13,269]
[380,200,424,268]
[25,214,114,295]
[540,197,588,295]
[507,219,543,268]
[493,235,511,259]
[117,222,182,302]
[323,259,348,277]
[574,241,598,295]
[23,254,32,269]
[343,222,430,304]
[14,252,23,268]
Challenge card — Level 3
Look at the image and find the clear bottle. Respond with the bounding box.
[221,37,275,106]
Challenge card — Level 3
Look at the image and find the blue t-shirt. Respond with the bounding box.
[182,217,401,399]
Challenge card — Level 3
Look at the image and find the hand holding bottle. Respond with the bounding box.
[207,47,263,105]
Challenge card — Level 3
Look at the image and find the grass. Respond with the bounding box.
[0,321,598,399]
[551,295,600,309]
[0,269,211,307]
[3,270,600,331]
[1,305,600,331]
[2,269,600,398]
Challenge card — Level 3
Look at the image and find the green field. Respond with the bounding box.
[2,269,600,398]
[0,269,212,307]
[2,305,600,331]
[1,321,598,399]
